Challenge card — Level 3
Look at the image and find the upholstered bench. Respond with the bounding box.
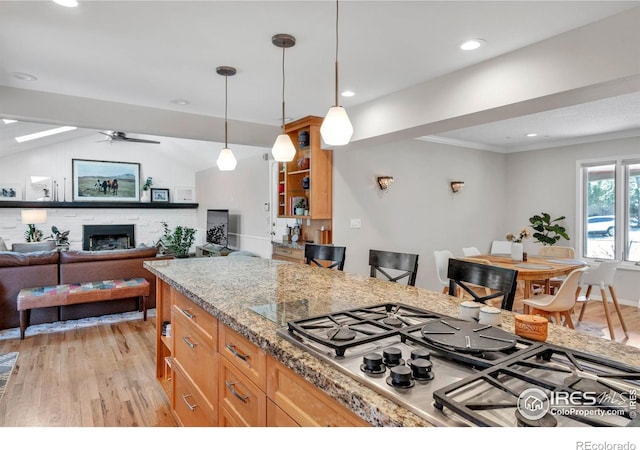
[17,278,150,340]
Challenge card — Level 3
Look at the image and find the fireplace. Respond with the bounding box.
[83,225,135,251]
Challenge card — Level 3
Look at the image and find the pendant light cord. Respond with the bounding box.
[224,75,228,148]
[281,46,286,131]
[334,0,339,107]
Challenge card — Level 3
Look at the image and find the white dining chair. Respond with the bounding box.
[576,261,628,340]
[462,247,481,257]
[490,240,512,255]
[433,250,455,295]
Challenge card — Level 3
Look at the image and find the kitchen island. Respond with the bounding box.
[144,256,640,427]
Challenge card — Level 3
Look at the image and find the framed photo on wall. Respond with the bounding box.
[25,175,52,201]
[151,188,170,203]
[173,185,195,203]
[72,159,140,201]
[0,183,22,201]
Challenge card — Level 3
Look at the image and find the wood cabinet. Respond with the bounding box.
[271,243,305,264]
[277,116,332,220]
[155,279,369,427]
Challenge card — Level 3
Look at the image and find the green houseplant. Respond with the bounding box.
[160,222,196,257]
[528,212,570,246]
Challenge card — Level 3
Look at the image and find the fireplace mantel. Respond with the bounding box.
[0,201,198,209]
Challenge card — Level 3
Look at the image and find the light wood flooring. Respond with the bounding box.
[0,303,638,427]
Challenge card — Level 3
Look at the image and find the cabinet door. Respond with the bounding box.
[267,399,299,427]
[218,323,267,391]
[219,355,266,427]
[266,357,369,427]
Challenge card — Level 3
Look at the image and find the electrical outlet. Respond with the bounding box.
[350,218,362,229]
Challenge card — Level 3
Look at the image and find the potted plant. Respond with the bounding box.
[294,198,307,216]
[141,177,153,202]
[160,221,196,257]
[528,212,570,246]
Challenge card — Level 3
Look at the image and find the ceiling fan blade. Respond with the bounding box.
[124,137,161,144]
[99,131,113,137]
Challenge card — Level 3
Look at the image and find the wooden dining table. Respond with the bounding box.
[465,254,588,299]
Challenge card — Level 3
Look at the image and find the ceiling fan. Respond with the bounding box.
[98,131,160,144]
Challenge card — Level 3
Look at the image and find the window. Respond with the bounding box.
[580,159,640,263]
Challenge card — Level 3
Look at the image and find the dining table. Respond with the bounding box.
[465,254,588,299]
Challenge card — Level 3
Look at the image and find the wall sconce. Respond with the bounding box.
[450,181,465,193]
[377,176,394,191]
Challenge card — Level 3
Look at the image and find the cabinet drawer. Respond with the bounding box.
[219,355,266,427]
[219,405,245,427]
[173,363,216,427]
[267,399,299,427]
[272,245,304,261]
[218,323,266,391]
[172,293,217,349]
[266,357,369,427]
[172,311,217,404]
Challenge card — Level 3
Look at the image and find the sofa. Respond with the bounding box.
[0,247,170,330]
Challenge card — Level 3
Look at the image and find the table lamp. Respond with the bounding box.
[21,209,47,242]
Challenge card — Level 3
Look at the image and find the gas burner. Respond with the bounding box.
[563,375,609,398]
[386,365,415,389]
[328,327,357,341]
[515,410,558,427]
[382,316,404,328]
[383,347,405,367]
[361,353,386,375]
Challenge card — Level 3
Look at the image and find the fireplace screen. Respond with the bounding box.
[83,225,135,251]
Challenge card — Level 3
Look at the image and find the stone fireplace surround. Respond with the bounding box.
[83,224,135,251]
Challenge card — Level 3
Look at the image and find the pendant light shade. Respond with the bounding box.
[320,106,353,145]
[272,34,296,162]
[321,0,353,146]
[216,66,237,171]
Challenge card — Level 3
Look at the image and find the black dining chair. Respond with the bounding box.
[447,258,518,311]
[369,249,419,286]
[304,244,346,271]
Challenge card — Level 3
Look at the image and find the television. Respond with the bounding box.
[206,209,229,248]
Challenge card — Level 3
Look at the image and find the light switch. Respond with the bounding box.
[263,202,270,211]
[350,218,362,229]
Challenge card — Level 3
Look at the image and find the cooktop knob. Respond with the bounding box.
[383,347,404,367]
[360,353,386,375]
[410,358,434,381]
[386,365,415,388]
[410,348,431,361]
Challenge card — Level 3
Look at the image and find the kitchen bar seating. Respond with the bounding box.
[304,244,346,271]
[368,249,419,286]
[447,258,518,311]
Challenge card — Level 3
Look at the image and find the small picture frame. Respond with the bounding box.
[173,185,195,203]
[151,188,170,203]
[0,184,22,201]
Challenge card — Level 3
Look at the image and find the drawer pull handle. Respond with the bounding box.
[225,343,249,361]
[225,380,249,403]
[181,393,198,411]
[180,308,194,320]
[182,336,196,349]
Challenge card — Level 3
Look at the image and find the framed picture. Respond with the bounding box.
[72,159,140,202]
[173,185,195,203]
[25,175,52,201]
[0,183,22,201]
[151,188,170,203]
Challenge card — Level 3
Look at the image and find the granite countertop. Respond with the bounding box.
[144,256,640,427]
[271,240,306,250]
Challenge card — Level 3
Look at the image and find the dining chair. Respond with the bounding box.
[575,261,628,340]
[532,245,576,294]
[433,250,455,295]
[462,247,481,257]
[447,258,519,311]
[369,249,419,286]
[304,244,346,271]
[490,240,512,255]
[521,267,588,328]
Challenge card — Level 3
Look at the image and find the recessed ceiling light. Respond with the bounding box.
[53,0,79,7]
[15,126,77,143]
[12,72,38,81]
[2,119,17,124]
[171,99,190,105]
[526,133,538,137]
[460,39,486,51]
[341,90,355,97]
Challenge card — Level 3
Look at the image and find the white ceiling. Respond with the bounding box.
[1,0,640,157]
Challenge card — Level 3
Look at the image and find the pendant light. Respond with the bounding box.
[320,0,353,146]
[271,34,297,162]
[216,66,238,171]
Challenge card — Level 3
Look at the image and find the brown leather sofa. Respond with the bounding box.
[0,247,170,330]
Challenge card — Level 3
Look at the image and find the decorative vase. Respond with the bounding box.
[141,190,150,202]
[511,242,524,262]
